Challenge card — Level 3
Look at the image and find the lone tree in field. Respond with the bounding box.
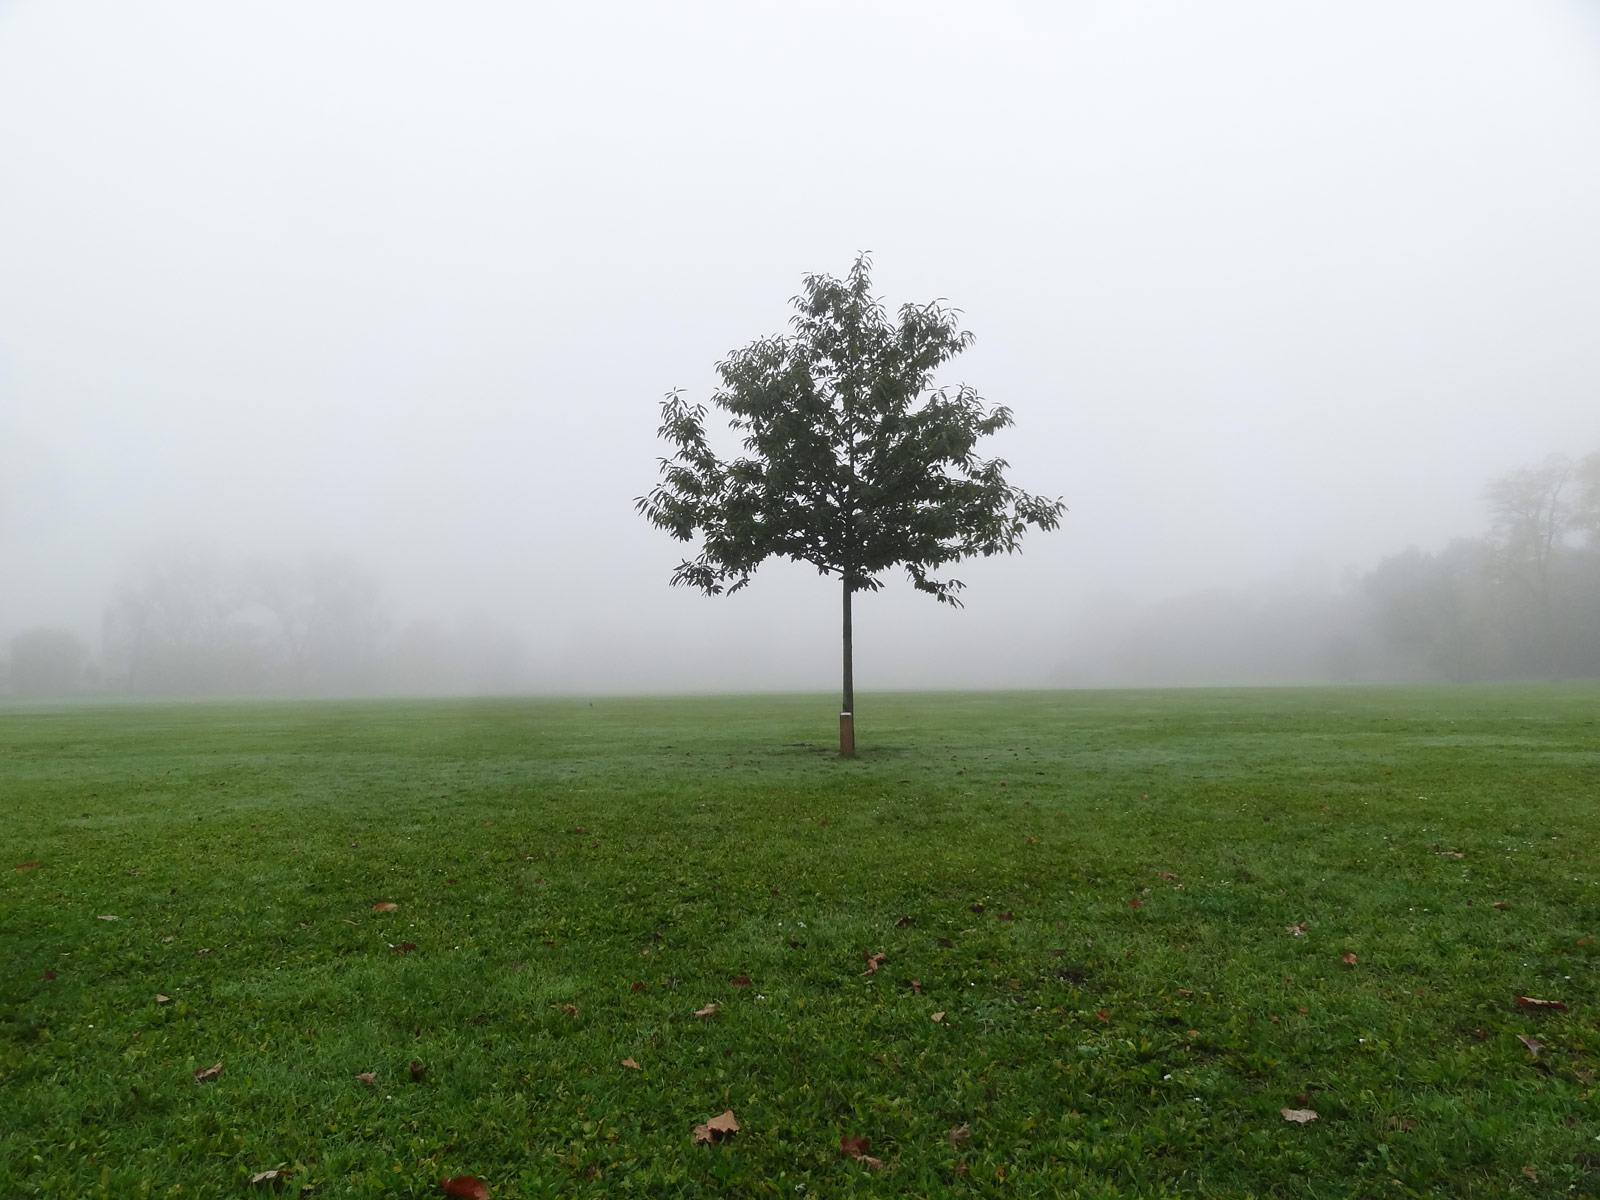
[637,255,1063,755]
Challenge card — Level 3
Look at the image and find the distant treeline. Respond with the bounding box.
[2,548,527,699]
[3,452,1597,699]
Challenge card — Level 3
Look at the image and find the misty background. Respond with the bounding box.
[3,1,1599,699]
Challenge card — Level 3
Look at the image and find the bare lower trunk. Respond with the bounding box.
[840,578,855,756]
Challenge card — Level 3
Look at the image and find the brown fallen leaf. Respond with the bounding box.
[439,1177,490,1199]
[999,911,1015,921]
[1578,936,1595,947]
[693,1003,718,1018]
[156,993,170,1004]
[356,1071,377,1086]
[1439,850,1465,859]
[621,1057,641,1070]
[630,981,645,992]
[554,1003,579,1017]
[948,1123,971,1147]
[910,978,923,994]
[1159,871,1178,880]
[249,1169,282,1185]
[393,942,418,954]
[1517,1034,1544,1057]
[1281,1108,1318,1124]
[372,902,398,912]
[14,862,37,870]
[409,1059,427,1081]
[1515,996,1568,1010]
[1342,953,1357,965]
[1492,901,1508,910]
[732,974,752,987]
[970,904,985,914]
[894,915,913,927]
[194,1062,223,1083]
[930,1011,946,1023]
[1522,1166,1539,1183]
[42,969,57,981]
[861,952,887,976]
[839,1133,885,1168]
[1096,1009,1110,1022]
[1187,1029,1200,1038]
[692,1110,739,1145]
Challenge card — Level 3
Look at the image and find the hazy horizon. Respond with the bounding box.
[4,1,1599,695]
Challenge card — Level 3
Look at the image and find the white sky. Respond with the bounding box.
[2,0,1598,690]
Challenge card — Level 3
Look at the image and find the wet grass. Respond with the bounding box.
[1,686,1598,1197]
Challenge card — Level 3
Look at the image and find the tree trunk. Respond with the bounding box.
[840,577,855,756]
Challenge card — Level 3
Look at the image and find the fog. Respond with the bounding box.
[3,1,1599,697]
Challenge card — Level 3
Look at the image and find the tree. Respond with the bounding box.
[1484,454,1577,677]
[637,254,1064,754]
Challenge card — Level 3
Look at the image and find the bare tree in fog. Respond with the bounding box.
[638,255,1063,754]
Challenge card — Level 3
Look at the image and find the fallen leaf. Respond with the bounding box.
[1158,871,1178,880]
[692,1110,739,1145]
[621,1057,641,1070]
[1096,1009,1110,1022]
[163,935,176,942]
[1439,851,1465,859]
[839,1133,885,1168]
[1522,1166,1539,1183]
[249,1169,282,1185]
[1517,1034,1543,1057]
[439,1177,489,1199]
[861,951,887,976]
[194,1062,223,1083]
[554,1003,578,1017]
[372,902,398,912]
[970,904,984,914]
[1281,1108,1318,1124]
[631,981,645,992]
[1286,922,1307,936]
[931,1011,946,1023]
[98,914,119,922]
[393,942,418,954]
[341,919,359,927]
[910,979,923,994]
[572,827,586,835]
[14,862,37,870]
[949,1123,971,1147]
[1177,988,1193,996]
[693,1003,718,1018]
[1342,953,1357,965]
[1493,901,1508,910]
[356,1071,377,1086]
[732,974,752,987]
[409,1060,427,1081]
[1515,996,1568,1010]
[156,993,170,1004]
[1128,900,1143,909]
[1187,1029,1200,1038]
[999,910,1015,921]
[1578,936,1594,947]
[446,877,457,884]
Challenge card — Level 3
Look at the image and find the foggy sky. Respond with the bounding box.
[3,1,1599,693]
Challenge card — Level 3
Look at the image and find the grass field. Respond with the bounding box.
[2,686,1598,1198]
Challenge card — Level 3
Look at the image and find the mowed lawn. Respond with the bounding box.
[2,688,1598,1198]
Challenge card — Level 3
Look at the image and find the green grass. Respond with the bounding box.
[2,686,1598,1198]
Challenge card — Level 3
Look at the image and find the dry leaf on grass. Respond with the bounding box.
[692,1110,739,1145]
[439,1177,489,1199]
[155,994,170,1004]
[372,902,398,912]
[930,1011,946,1023]
[356,1071,377,1086]
[1286,922,1307,936]
[1517,1035,1544,1058]
[409,1060,427,1082]
[42,969,57,981]
[1439,850,1465,859]
[1280,1108,1318,1124]
[1341,953,1357,965]
[249,1169,282,1185]
[621,1057,641,1070]
[1578,936,1594,947]
[554,1004,579,1018]
[862,952,887,976]
[693,1003,718,1018]
[1128,900,1143,909]
[98,914,119,922]
[894,916,913,927]
[194,1062,223,1083]
[732,975,751,987]
[910,978,923,994]
[948,1123,971,1147]
[14,862,37,870]
[1096,1009,1110,1022]
[393,942,418,954]
[969,903,985,914]
[1515,996,1567,1010]
[839,1134,885,1168]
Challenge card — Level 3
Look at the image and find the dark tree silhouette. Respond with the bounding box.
[638,254,1063,754]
